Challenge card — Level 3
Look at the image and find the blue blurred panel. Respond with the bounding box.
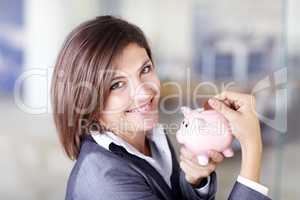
[0,40,23,64]
[0,39,23,93]
[195,54,203,74]
[0,0,24,95]
[0,0,24,26]
[215,53,233,80]
[248,51,265,75]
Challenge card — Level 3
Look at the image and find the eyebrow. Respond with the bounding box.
[111,59,151,81]
[111,75,125,82]
[138,59,151,72]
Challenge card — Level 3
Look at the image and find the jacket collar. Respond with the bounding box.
[82,127,182,200]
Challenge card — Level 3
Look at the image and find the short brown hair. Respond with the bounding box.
[51,15,153,160]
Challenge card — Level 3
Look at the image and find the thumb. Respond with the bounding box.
[208,98,239,121]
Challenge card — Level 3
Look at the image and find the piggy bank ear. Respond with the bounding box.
[181,107,191,117]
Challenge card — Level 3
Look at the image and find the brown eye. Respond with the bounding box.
[141,65,152,74]
[110,81,125,90]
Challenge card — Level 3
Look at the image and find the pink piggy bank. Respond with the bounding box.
[176,106,234,165]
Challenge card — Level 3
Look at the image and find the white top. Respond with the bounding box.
[91,124,268,196]
[237,175,269,195]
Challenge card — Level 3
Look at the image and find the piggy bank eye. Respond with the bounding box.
[184,121,188,127]
[182,121,188,128]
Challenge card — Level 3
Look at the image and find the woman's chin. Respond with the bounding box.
[130,115,159,133]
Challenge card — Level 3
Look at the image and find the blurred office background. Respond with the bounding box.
[0,0,299,199]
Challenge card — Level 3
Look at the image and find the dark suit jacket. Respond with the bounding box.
[65,135,272,200]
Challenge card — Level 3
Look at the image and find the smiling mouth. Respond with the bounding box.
[125,97,154,113]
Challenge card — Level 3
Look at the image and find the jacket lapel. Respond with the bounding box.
[109,142,177,200]
[165,134,184,198]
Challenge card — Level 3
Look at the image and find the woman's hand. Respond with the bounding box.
[208,91,263,183]
[179,147,224,187]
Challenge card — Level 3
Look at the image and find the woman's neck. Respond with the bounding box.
[118,131,151,156]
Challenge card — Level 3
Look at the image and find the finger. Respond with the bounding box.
[223,98,240,110]
[208,98,240,121]
[180,147,196,161]
[224,99,241,111]
[208,150,224,163]
[179,154,198,166]
[181,156,216,174]
[214,91,255,110]
[184,173,197,185]
[215,90,248,102]
[180,160,201,178]
[180,159,213,179]
[223,98,231,106]
[184,173,202,186]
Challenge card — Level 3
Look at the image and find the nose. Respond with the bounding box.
[134,83,153,105]
[130,79,157,105]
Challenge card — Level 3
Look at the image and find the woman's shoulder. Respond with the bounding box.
[69,135,136,176]
[65,136,141,198]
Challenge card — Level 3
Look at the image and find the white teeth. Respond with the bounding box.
[127,100,151,113]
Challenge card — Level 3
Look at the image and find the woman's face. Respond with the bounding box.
[100,43,161,136]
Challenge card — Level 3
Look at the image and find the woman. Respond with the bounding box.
[51,15,271,200]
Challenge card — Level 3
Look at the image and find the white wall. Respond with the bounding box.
[22,0,101,114]
[288,0,300,52]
